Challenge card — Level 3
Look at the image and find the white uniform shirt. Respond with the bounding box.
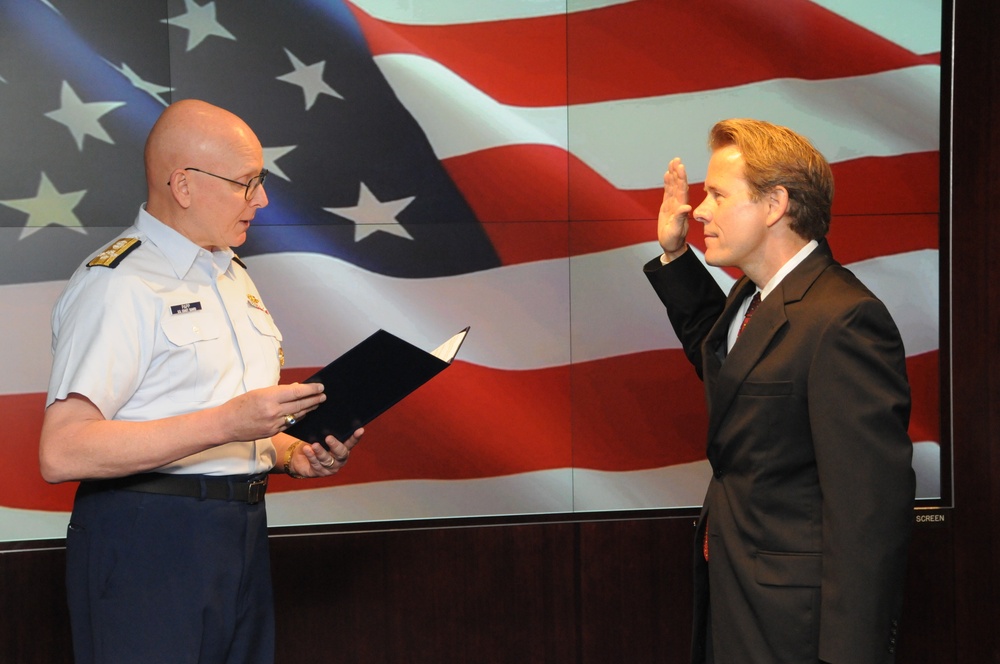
[47,207,283,475]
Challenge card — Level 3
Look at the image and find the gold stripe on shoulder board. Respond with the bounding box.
[88,237,141,268]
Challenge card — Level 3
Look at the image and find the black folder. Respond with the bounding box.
[284,327,470,447]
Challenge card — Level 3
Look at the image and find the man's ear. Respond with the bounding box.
[764,185,789,228]
[166,170,193,209]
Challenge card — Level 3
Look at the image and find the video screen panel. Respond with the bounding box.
[0,0,944,542]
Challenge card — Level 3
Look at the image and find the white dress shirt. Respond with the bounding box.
[725,240,819,351]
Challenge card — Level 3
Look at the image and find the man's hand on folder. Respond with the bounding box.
[221,381,327,442]
[276,427,364,479]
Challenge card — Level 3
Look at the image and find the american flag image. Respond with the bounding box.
[0,0,942,541]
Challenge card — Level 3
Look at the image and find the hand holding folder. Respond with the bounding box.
[285,327,470,447]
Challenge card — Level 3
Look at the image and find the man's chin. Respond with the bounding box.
[703,250,734,269]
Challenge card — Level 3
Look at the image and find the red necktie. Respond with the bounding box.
[738,291,762,337]
[705,291,763,561]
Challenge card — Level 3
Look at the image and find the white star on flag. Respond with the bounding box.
[277,49,344,111]
[163,0,236,52]
[0,172,87,240]
[44,81,125,151]
[324,182,415,242]
[106,60,172,106]
[263,145,297,181]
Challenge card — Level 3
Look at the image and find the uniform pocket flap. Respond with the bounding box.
[161,315,222,346]
[247,308,283,341]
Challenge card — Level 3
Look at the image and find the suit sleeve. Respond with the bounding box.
[643,249,727,379]
[809,296,915,664]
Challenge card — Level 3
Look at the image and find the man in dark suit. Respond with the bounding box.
[643,118,915,664]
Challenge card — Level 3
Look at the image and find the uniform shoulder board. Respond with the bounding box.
[232,254,248,270]
[88,237,141,268]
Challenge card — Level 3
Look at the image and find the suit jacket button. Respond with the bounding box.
[714,469,724,478]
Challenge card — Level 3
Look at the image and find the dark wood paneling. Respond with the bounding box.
[271,522,579,664]
[0,547,72,662]
[949,0,1000,662]
[0,518,989,664]
[577,517,695,663]
[898,520,955,662]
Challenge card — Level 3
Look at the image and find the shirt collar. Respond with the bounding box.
[137,205,237,278]
[759,239,819,301]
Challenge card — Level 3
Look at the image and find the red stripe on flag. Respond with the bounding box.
[6,350,940,510]
[11,393,78,511]
[830,152,940,216]
[346,2,568,108]
[564,0,940,104]
[442,145,571,223]
[268,362,573,493]
[349,0,939,107]
[450,149,939,266]
[570,349,708,471]
[906,351,940,446]
[568,350,939,471]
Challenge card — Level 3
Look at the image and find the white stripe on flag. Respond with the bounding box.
[0,247,940,394]
[374,55,939,188]
[0,441,941,542]
[348,0,634,24]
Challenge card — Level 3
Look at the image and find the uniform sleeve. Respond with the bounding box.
[47,270,151,420]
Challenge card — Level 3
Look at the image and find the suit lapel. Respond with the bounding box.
[703,278,755,382]
[702,241,836,447]
[703,277,782,446]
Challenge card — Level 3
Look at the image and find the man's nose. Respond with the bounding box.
[251,184,269,208]
[692,201,709,223]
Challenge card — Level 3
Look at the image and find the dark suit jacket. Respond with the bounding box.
[644,241,915,664]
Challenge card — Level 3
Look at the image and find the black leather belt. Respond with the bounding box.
[81,472,269,505]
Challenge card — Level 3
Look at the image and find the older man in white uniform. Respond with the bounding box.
[40,99,361,664]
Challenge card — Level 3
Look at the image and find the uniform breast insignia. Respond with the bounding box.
[88,238,141,268]
[247,293,270,316]
[278,347,285,367]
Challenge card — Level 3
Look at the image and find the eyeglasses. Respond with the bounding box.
[173,167,269,200]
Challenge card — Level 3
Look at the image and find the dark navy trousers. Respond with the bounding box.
[66,484,275,664]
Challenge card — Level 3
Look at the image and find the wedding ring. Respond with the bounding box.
[320,458,336,468]
[284,414,297,426]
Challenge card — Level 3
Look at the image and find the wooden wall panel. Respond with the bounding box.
[898,521,956,662]
[0,546,72,662]
[949,0,1000,662]
[0,517,986,663]
[270,522,579,664]
[577,517,695,663]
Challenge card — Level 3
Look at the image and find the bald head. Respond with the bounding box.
[145,99,260,191]
[144,100,268,248]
